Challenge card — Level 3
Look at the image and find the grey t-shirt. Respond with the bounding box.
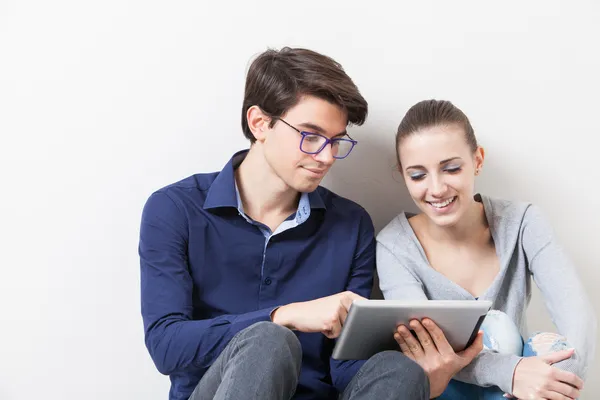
[376,194,596,393]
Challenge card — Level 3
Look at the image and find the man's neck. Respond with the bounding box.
[235,147,300,227]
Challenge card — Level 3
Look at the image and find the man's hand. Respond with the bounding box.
[510,349,583,400]
[271,291,365,338]
[395,318,483,399]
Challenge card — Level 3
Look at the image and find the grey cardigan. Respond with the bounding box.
[376,194,596,393]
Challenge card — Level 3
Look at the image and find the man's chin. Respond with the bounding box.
[292,180,321,194]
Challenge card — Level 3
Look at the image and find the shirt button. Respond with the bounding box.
[264,278,272,285]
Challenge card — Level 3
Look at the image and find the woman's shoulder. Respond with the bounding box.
[480,194,536,224]
[376,211,418,249]
[479,194,555,243]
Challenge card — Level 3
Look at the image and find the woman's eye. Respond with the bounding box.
[409,174,426,181]
[445,167,462,174]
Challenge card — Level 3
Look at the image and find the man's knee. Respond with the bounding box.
[373,350,427,377]
[366,351,429,389]
[191,322,302,400]
[238,322,302,367]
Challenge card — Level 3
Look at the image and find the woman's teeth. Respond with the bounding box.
[428,197,456,208]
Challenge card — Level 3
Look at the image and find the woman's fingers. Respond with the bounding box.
[396,324,424,360]
[552,368,584,390]
[422,318,455,356]
[409,319,436,355]
[394,329,415,360]
[547,379,580,399]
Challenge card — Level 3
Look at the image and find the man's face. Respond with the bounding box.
[260,96,349,193]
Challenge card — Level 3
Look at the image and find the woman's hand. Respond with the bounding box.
[395,318,483,398]
[511,349,583,400]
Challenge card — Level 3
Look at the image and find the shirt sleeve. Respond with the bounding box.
[329,209,376,392]
[376,241,428,301]
[139,191,273,375]
[520,204,597,380]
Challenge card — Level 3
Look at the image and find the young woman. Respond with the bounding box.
[376,99,596,399]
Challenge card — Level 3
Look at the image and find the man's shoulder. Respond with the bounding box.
[162,170,220,192]
[144,171,220,209]
[315,185,371,219]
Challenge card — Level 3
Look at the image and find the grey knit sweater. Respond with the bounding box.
[376,194,596,394]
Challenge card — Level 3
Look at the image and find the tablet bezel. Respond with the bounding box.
[332,299,492,360]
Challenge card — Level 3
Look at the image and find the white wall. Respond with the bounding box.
[1,0,598,398]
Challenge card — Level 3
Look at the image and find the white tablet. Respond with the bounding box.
[332,299,492,360]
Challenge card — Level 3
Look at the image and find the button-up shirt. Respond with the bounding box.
[139,150,375,400]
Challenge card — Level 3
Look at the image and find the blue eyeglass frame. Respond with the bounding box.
[275,118,358,159]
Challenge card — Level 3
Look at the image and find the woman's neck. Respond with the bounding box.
[424,199,489,245]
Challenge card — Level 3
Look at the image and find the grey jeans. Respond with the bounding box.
[189,321,430,400]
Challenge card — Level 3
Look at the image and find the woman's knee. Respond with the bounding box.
[480,310,523,355]
[525,332,570,357]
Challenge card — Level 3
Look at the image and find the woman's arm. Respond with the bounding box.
[376,241,428,300]
[521,204,597,379]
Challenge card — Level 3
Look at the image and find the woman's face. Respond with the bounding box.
[398,124,484,228]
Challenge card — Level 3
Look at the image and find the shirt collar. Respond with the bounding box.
[203,149,326,211]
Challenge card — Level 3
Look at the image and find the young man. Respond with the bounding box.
[139,47,481,400]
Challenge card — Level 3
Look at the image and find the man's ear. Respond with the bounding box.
[246,105,272,143]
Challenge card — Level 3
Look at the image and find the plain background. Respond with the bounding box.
[1,0,598,398]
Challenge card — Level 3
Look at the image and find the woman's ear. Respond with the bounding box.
[246,106,271,143]
[474,146,485,175]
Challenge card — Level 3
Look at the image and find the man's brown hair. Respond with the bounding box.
[241,47,368,142]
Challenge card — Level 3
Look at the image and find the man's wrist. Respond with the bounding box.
[270,306,282,323]
[271,304,294,329]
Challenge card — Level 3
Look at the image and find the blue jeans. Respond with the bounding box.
[438,310,571,400]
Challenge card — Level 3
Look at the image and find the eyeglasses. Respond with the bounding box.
[276,118,357,159]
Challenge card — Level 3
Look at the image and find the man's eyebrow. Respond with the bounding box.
[298,122,347,138]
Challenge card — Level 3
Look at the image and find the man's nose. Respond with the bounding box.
[314,143,335,165]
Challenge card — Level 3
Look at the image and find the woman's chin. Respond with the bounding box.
[421,203,463,228]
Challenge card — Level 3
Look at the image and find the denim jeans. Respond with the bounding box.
[189,321,430,400]
[438,310,572,400]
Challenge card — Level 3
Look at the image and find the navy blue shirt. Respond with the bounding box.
[139,150,375,400]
